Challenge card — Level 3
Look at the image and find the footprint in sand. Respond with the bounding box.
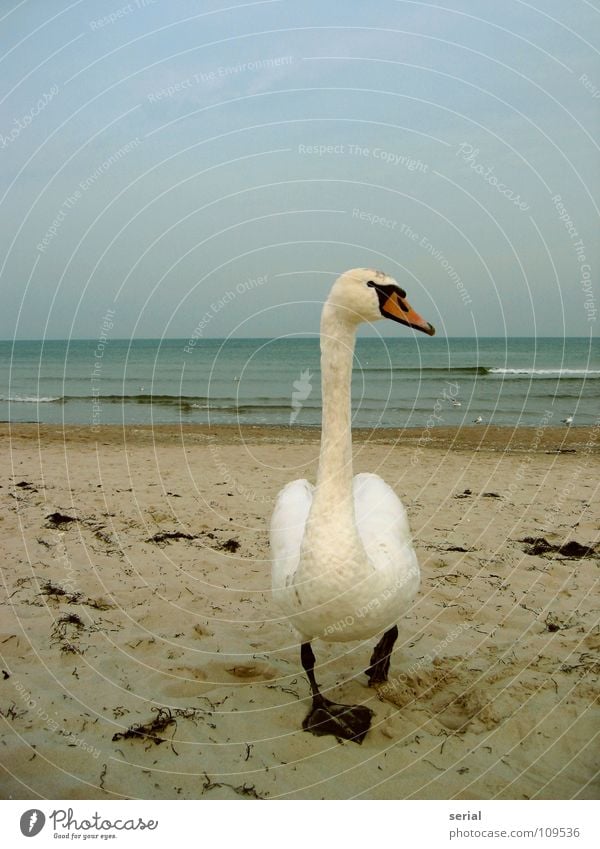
[224,663,277,681]
[160,665,216,699]
[124,637,158,657]
[159,662,277,699]
[192,623,214,638]
[432,687,499,731]
[378,658,501,732]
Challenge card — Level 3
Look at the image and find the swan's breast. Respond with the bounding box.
[283,516,419,643]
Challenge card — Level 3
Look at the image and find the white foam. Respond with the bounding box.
[488,368,600,376]
[0,395,62,402]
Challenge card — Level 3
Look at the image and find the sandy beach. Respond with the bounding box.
[0,423,598,800]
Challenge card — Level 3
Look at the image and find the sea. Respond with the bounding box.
[0,336,598,429]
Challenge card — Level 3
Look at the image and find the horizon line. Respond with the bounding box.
[0,335,594,343]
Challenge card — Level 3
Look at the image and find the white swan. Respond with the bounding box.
[270,268,435,743]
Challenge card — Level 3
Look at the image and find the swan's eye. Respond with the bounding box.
[367,280,376,287]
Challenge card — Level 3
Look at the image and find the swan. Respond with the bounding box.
[270,268,435,743]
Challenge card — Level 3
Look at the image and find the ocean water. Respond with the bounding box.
[0,337,598,429]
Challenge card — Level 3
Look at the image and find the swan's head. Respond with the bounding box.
[328,268,435,335]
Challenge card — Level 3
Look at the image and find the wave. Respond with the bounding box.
[0,392,435,416]
[190,404,297,414]
[364,366,599,378]
[97,393,184,405]
[0,395,63,403]
[488,368,600,377]
[364,366,490,375]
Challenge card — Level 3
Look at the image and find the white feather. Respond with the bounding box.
[270,268,424,646]
[270,472,419,642]
[270,478,314,596]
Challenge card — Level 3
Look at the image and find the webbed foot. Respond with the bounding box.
[302,696,374,744]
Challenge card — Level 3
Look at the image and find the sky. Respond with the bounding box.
[0,0,598,339]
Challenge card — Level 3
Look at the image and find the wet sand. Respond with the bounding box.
[1,423,598,799]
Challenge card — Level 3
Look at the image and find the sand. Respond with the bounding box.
[0,423,598,800]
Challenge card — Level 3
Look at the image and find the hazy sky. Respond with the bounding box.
[1,0,598,339]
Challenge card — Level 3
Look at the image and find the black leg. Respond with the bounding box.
[300,641,374,744]
[300,642,321,698]
[366,625,398,686]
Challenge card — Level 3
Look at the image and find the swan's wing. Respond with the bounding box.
[352,472,420,624]
[353,472,414,567]
[269,478,314,592]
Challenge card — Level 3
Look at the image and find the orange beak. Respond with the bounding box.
[381,291,435,336]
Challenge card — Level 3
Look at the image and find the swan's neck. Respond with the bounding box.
[313,302,357,514]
